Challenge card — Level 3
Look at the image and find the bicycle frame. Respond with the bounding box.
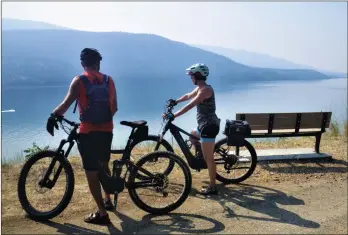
[40,118,163,192]
[158,101,232,171]
[159,119,213,170]
[110,127,137,159]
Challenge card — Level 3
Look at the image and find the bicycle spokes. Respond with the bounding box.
[129,154,187,209]
[215,145,253,178]
[24,156,68,213]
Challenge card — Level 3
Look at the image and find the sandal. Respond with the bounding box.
[199,185,218,195]
[84,211,111,225]
[103,198,114,211]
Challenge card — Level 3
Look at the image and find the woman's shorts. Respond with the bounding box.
[195,123,220,143]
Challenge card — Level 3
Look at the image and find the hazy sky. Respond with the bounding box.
[2,2,347,73]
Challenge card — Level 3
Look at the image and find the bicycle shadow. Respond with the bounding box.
[37,220,114,234]
[191,183,320,229]
[113,210,225,234]
[36,210,225,234]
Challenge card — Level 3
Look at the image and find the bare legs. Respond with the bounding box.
[190,130,217,189]
[84,161,112,217]
[85,170,108,216]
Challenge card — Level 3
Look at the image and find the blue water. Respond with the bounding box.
[1,78,347,162]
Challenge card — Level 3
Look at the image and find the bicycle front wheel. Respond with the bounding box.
[129,135,175,176]
[127,151,192,215]
[17,150,75,221]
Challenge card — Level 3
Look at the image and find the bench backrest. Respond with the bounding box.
[235,112,332,133]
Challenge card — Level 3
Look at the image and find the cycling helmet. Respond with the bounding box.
[80,48,102,67]
[185,63,209,77]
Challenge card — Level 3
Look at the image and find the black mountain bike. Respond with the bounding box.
[17,115,192,221]
[144,100,258,184]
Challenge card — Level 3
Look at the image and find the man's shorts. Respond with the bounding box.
[196,123,220,143]
[77,131,113,171]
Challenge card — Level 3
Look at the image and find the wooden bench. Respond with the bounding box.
[235,112,332,154]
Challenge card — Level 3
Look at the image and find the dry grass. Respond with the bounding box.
[249,132,347,184]
[329,120,341,137]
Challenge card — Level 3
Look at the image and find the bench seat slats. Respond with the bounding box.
[236,112,332,132]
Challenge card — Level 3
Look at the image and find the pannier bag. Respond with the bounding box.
[223,120,252,146]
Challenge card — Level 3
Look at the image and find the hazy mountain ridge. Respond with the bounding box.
[2,18,330,95]
[193,44,347,78]
[2,18,72,31]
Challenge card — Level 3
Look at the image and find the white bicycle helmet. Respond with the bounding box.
[185,63,209,77]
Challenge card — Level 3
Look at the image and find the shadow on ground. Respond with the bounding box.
[192,183,320,229]
[258,158,348,174]
[37,211,225,234]
[37,182,320,234]
[37,220,110,234]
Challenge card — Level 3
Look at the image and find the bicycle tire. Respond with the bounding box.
[129,135,175,175]
[128,151,192,215]
[17,150,75,221]
[214,138,257,184]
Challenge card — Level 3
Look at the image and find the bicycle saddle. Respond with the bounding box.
[120,120,147,128]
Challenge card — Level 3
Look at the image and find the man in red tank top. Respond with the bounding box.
[50,48,117,224]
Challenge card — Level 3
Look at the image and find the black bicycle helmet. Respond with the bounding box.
[80,48,102,67]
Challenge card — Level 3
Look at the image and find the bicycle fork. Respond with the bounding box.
[39,140,74,190]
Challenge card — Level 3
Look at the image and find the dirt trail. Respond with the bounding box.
[2,134,347,234]
[2,175,347,234]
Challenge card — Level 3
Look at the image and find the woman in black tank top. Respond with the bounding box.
[162,63,220,195]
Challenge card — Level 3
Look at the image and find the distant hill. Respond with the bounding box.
[2,18,332,101]
[2,30,329,85]
[193,44,347,78]
[2,18,72,31]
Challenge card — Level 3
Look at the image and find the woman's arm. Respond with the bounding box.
[175,87,199,104]
[174,87,211,118]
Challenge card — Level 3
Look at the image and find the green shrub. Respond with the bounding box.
[23,142,49,159]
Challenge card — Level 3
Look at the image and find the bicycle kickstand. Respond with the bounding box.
[113,192,118,210]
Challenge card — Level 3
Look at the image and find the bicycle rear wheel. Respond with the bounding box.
[127,151,191,215]
[17,150,75,220]
[214,138,257,184]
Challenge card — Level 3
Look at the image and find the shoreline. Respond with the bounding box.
[2,120,346,166]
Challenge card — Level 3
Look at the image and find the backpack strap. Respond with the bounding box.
[73,75,89,114]
[103,74,109,84]
[79,75,91,89]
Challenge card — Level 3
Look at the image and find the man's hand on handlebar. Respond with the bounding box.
[46,113,62,136]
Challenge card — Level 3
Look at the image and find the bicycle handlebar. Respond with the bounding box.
[51,113,80,128]
[61,117,80,127]
[162,100,176,121]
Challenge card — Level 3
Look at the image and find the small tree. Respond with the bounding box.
[23,142,50,159]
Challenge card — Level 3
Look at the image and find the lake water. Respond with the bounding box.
[1,78,347,163]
